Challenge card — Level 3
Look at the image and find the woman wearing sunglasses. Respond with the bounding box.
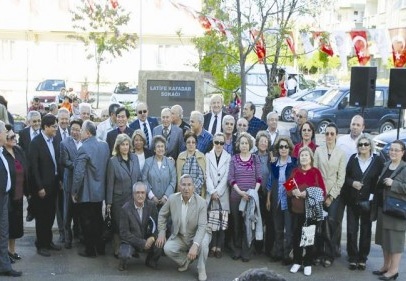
[313,123,346,267]
[341,134,383,271]
[266,136,297,265]
[205,132,231,258]
[292,121,317,158]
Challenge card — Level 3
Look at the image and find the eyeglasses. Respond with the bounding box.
[7,135,16,140]
[138,110,147,114]
[325,132,335,136]
[296,115,304,119]
[214,141,225,145]
[279,145,289,149]
[238,124,247,127]
[358,142,370,147]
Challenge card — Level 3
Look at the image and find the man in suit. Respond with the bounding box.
[265,111,289,150]
[106,107,134,155]
[29,114,62,257]
[118,181,162,271]
[60,119,83,249]
[129,102,158,148]
[0,120,22,277]
[72,120,110,257]
[18,110,41,222]
[156,174,211,281]
[54,108,71,243]
[96,103,120,141]
[204,94,227,135]
[171,104,190,134]
[153,108,184,160]
[190,111,213,155]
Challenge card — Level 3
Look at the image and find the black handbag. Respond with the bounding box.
[383,195,406,220]
[101,209,113,242]
[357,200,371,212]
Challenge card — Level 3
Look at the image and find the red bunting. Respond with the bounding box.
[313,31,334,56]
[110,0,118,9]
[349,30,371,65]
[285,31,296,55]
[283,178,297,191]
[389,28,406,67]
[250,30,266,63]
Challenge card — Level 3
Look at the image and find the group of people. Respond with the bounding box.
[0,92,405,281]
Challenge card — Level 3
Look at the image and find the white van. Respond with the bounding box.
[245,65,310,106]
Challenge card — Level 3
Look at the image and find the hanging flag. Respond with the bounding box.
[283,178,298,191]
[349,30,371,65]
[331,30,349,70]
[389,28,406,67]
[368,29,390,65]
[110,0,118,9]
[250,29,266,63]
[285,31,296,55]
[313,31,334,56]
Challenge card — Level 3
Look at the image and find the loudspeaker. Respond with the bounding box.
[388,68,406,109]
[349,66,377,107]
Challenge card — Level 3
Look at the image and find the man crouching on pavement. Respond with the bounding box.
[118,181,161,271]
[156,174,212,281]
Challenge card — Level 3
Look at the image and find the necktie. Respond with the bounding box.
[211,115,218,135]
[33,130,38,140]
[143,123,149,147]
[62,130,67,140]
[163,128,169,139]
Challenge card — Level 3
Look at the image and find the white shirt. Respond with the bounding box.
[0,147,11,192]
[96,118,116,141]
[267,128,278,145]
[355,154,374,173]
[208,112,222,134]
[74,139,82,150]
[134,203,144,220]
[180,195,192,236]
[337,134,362,163]
[286,78,297,90]
[41,132,57,175]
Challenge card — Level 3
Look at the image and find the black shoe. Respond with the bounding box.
[9,252,21,260]
[78,251,96,258]
[49,242,62,251]
[232,255,241,260]
[145,258,158,269]
[349,262,357,270]
[0,269,22,277]
[9,256,15,264]
[37,248,51,257]
[26,212,34,222]
[379,273,399,280]
[373,270,388,276]
[358,262,366,270]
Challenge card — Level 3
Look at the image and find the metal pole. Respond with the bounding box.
[139,0,143,71]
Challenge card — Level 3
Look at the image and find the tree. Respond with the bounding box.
[195,0,331,119]
[68,0,137,108]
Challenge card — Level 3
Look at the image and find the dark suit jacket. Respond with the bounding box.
[0,150,9,194]
[129,117,159,131]
[3,146,29,198]
[106,127,135,155]
[18,127,32,155]
[119,199,158,250]
[203,111,227,133]
[29,133,61,196]
[152,125,184,160]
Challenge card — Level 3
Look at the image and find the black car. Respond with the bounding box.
[305,85,400,134]
[373,128,406,161]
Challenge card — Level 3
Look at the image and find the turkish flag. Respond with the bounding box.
[349,30,371,66]
[250,30,266,63]
[285,31,296,55]
[110,0,118,9]
[283,178,298,191]
[389,28,406,67]
[313,31,334,56]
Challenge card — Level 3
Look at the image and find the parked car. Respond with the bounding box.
[272,87,330,122]
[304,85,400,134]
[318,74,339,87]
[32,79,66,108]
[110,82,138,108]
[373,128,406,161]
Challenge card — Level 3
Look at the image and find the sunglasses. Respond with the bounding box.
[358,142,370,147]
[279,145,289,149]
[325,132,335,136]
[138,110,147,114]
[296,115,304,119]
[214,141,225,145]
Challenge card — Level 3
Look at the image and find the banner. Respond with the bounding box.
[300,32,315,59]
[331,30,348,69]
[389,28,406,67]
[368,29,390,65]
[349,30,371,65]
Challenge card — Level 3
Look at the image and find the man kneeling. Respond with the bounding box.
[156,174,212,281]
[118,182,161,271]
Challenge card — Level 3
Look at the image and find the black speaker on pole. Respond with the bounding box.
[349,66,377,107]
[388,68,406,109]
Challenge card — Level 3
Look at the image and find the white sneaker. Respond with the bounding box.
[198,271,207,281]
[304,266,312,276]
[178,259,191,272]
[290,264,301,273]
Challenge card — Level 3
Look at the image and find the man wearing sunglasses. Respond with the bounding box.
[129,103,159,148]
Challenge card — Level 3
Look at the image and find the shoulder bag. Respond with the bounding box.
[383,166,406,220]
[207,199,228,231]
[357,156,377,213]
[300,219,316,247]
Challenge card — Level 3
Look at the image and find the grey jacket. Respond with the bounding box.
[60,136,80,193]
[142,156,176,200]
[152,125,184,160]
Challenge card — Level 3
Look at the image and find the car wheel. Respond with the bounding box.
[317,120,330,134]
[281,107,293,122]
[379,121,395,133]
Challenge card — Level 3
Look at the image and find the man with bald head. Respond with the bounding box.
[204,94,228,135]
[129,102,159,148]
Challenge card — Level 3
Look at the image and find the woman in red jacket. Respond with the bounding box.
[287,146,326,276]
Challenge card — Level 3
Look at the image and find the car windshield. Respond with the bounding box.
[115,83,137,95]
[317,88,342,106]
[36,80,65,91]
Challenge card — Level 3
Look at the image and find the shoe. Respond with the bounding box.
[37,248,51,257]
[26,212,34,222]
[215,251,222,259]
[358,262,366,270]
[282,258,293,266]
[48,242,62,251]
[65,242,72,249]
[9,256,15,264]
[198,271,207,281]
[241,258,250,262]
[349,262,357,270]
[78,251,96,258]
[304,266,312,276]
[178,258,191,272]
[379,273,399,280]
[290,264,301,273]
[232,255,241,260]
[323,259,332,268]
[373,270,388,276]
[8,252,21,260]
[118,260,127,271]
[0,269,23,277]
[208,249,215,258]
[145,255,158,269]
